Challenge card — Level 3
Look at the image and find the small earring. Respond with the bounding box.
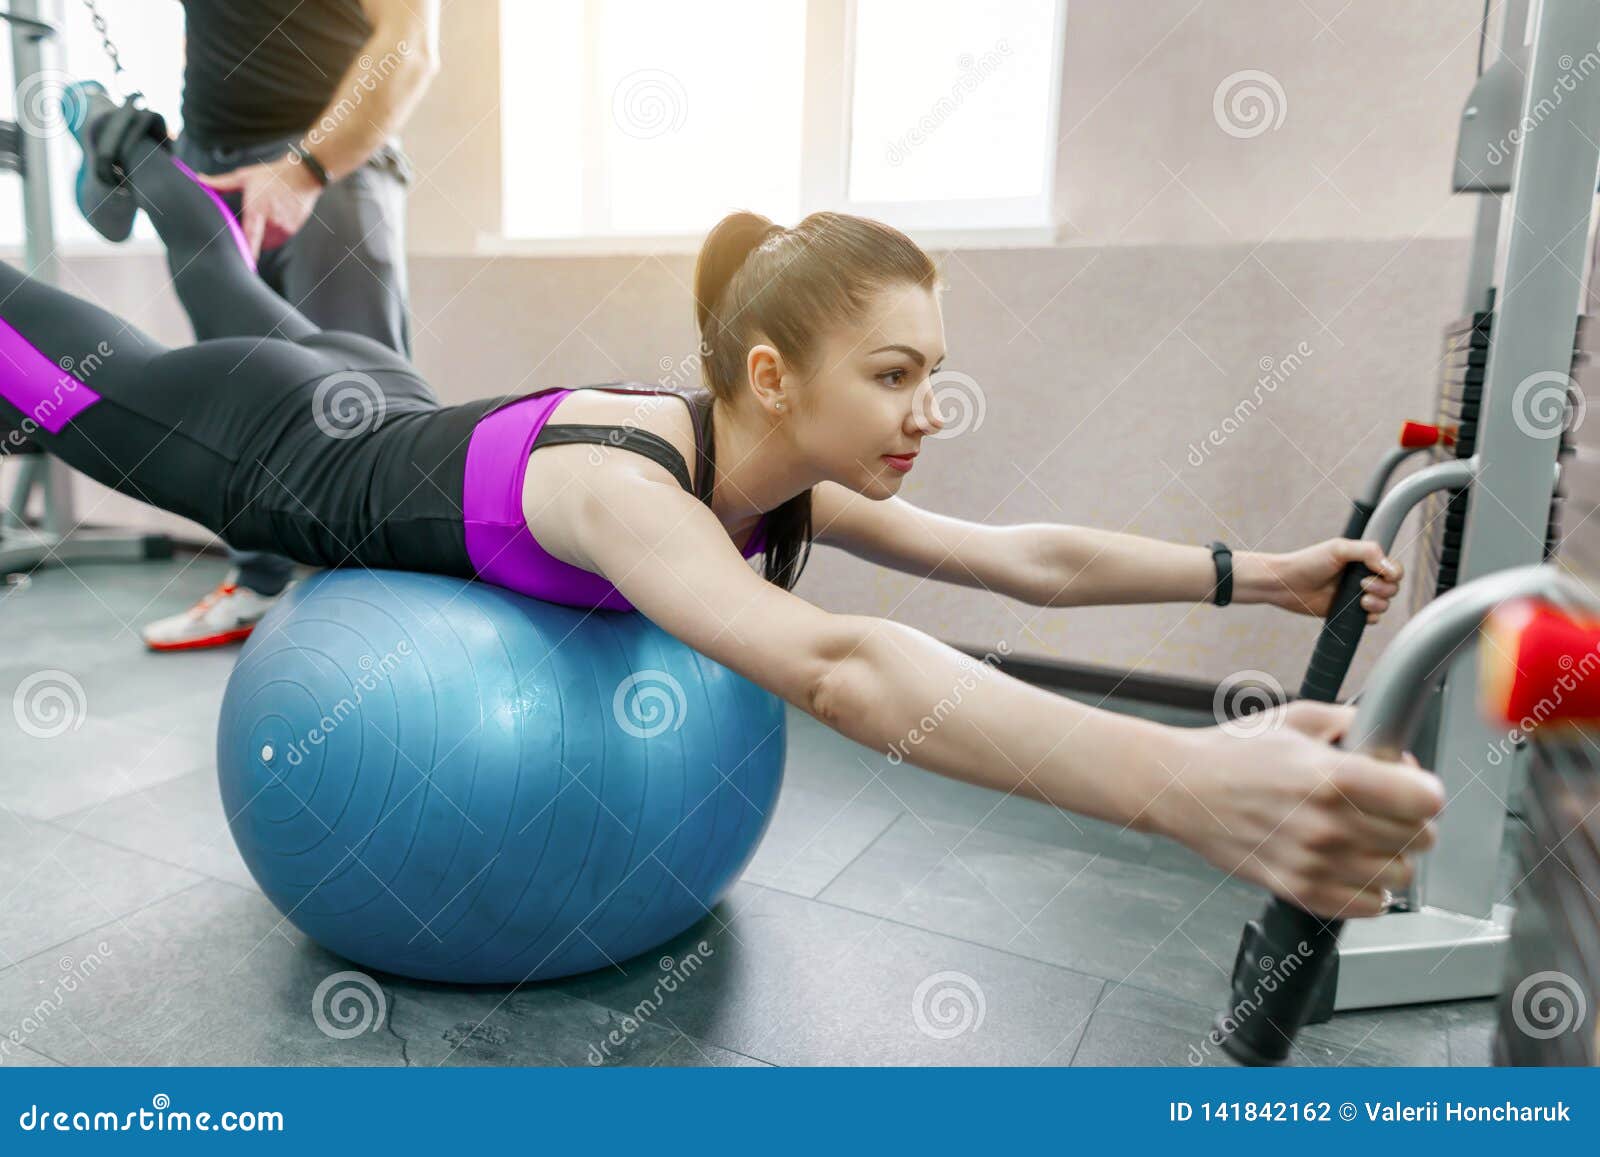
[775,401,785,412]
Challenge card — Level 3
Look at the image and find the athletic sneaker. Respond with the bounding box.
[61,80,167,243]
[141,571,284,652]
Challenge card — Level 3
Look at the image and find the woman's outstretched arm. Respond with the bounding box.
[810,481,1405,622]
[556,464,1443,921]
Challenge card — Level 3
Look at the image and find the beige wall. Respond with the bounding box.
[1054,0,1481,245]
[18,0,1491,691]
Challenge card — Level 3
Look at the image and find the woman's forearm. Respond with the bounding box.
[811,614,1443,919]
[812,615,1195,834]
[1022,523,1284,609]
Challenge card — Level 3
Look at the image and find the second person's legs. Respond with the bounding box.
[70,99,320,641]
[257,140,416,359]
[165,133,420,628]
[122,131,311,635]
[213,135,420,604]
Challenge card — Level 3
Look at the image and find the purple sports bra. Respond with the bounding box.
[461,386,767,611]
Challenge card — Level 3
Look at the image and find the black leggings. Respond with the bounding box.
[0,133,469,571]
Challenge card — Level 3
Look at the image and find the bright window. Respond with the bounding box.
[847,0,1060,204]
[499,0,1066,243]
[0,0,186,250]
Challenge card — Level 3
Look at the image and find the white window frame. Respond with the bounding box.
[487,0,1068,256]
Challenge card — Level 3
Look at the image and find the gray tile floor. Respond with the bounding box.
[0,556,1500,1067]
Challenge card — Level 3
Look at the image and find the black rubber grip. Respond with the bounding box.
[1213,902,1343,1065]
[1340,500,1376,542]
[1213,559,1375,1064]
[1298,562,1374,703]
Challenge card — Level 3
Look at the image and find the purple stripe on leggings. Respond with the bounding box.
[0,316,102,433]
[169,155,257,272]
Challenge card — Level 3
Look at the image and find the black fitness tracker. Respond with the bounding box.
[1208,540,1233,607]
[288,141,332,186]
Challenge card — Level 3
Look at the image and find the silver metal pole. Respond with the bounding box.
[8,0,59,284]
[1427,0,1600,918]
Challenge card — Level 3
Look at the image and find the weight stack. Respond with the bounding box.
[1412,312,1580,614]
[1493,737,1600,1066]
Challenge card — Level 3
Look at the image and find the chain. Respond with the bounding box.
[79,0,126,85]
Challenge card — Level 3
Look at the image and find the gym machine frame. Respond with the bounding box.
[1216,0,1600,1060]
[0,0,170,577]
[1233,565,1600,1064]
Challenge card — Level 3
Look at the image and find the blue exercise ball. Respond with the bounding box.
[216,569,785,984]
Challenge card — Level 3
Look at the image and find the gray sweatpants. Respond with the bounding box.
[172,132,414,595]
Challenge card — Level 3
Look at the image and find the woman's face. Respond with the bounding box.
[786,283,949,499]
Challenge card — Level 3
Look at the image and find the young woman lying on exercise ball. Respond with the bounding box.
[0,86,1438,923]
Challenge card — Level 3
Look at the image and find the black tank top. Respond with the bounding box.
[225,370,719,581]
[178,0,370,147]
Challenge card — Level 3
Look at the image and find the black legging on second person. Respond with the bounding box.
[171,130,413,598]
[0,130,497,575]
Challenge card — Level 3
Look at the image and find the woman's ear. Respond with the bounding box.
[745,343,787,415]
